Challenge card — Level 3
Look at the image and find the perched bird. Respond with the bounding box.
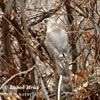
[45,17,69,58]
[44,16,72,92]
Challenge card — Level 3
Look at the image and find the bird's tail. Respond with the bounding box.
[57,59,72,92]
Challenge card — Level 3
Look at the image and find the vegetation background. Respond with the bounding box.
[0,0,100,99]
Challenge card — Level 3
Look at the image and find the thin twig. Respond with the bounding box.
[36,64,50,100]
[57,75,62,100]
[0,66,35,90]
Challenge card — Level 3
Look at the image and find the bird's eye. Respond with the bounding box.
[44,19,48,24]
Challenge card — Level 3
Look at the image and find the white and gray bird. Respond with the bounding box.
[44,17,69,60]
[44,16,72,92]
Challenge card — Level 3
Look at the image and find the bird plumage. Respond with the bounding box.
[44,16,72,92]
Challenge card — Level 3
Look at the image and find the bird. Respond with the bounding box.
[44,16,72,92]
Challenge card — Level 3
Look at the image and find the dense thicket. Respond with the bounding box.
[0,0,100,100]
